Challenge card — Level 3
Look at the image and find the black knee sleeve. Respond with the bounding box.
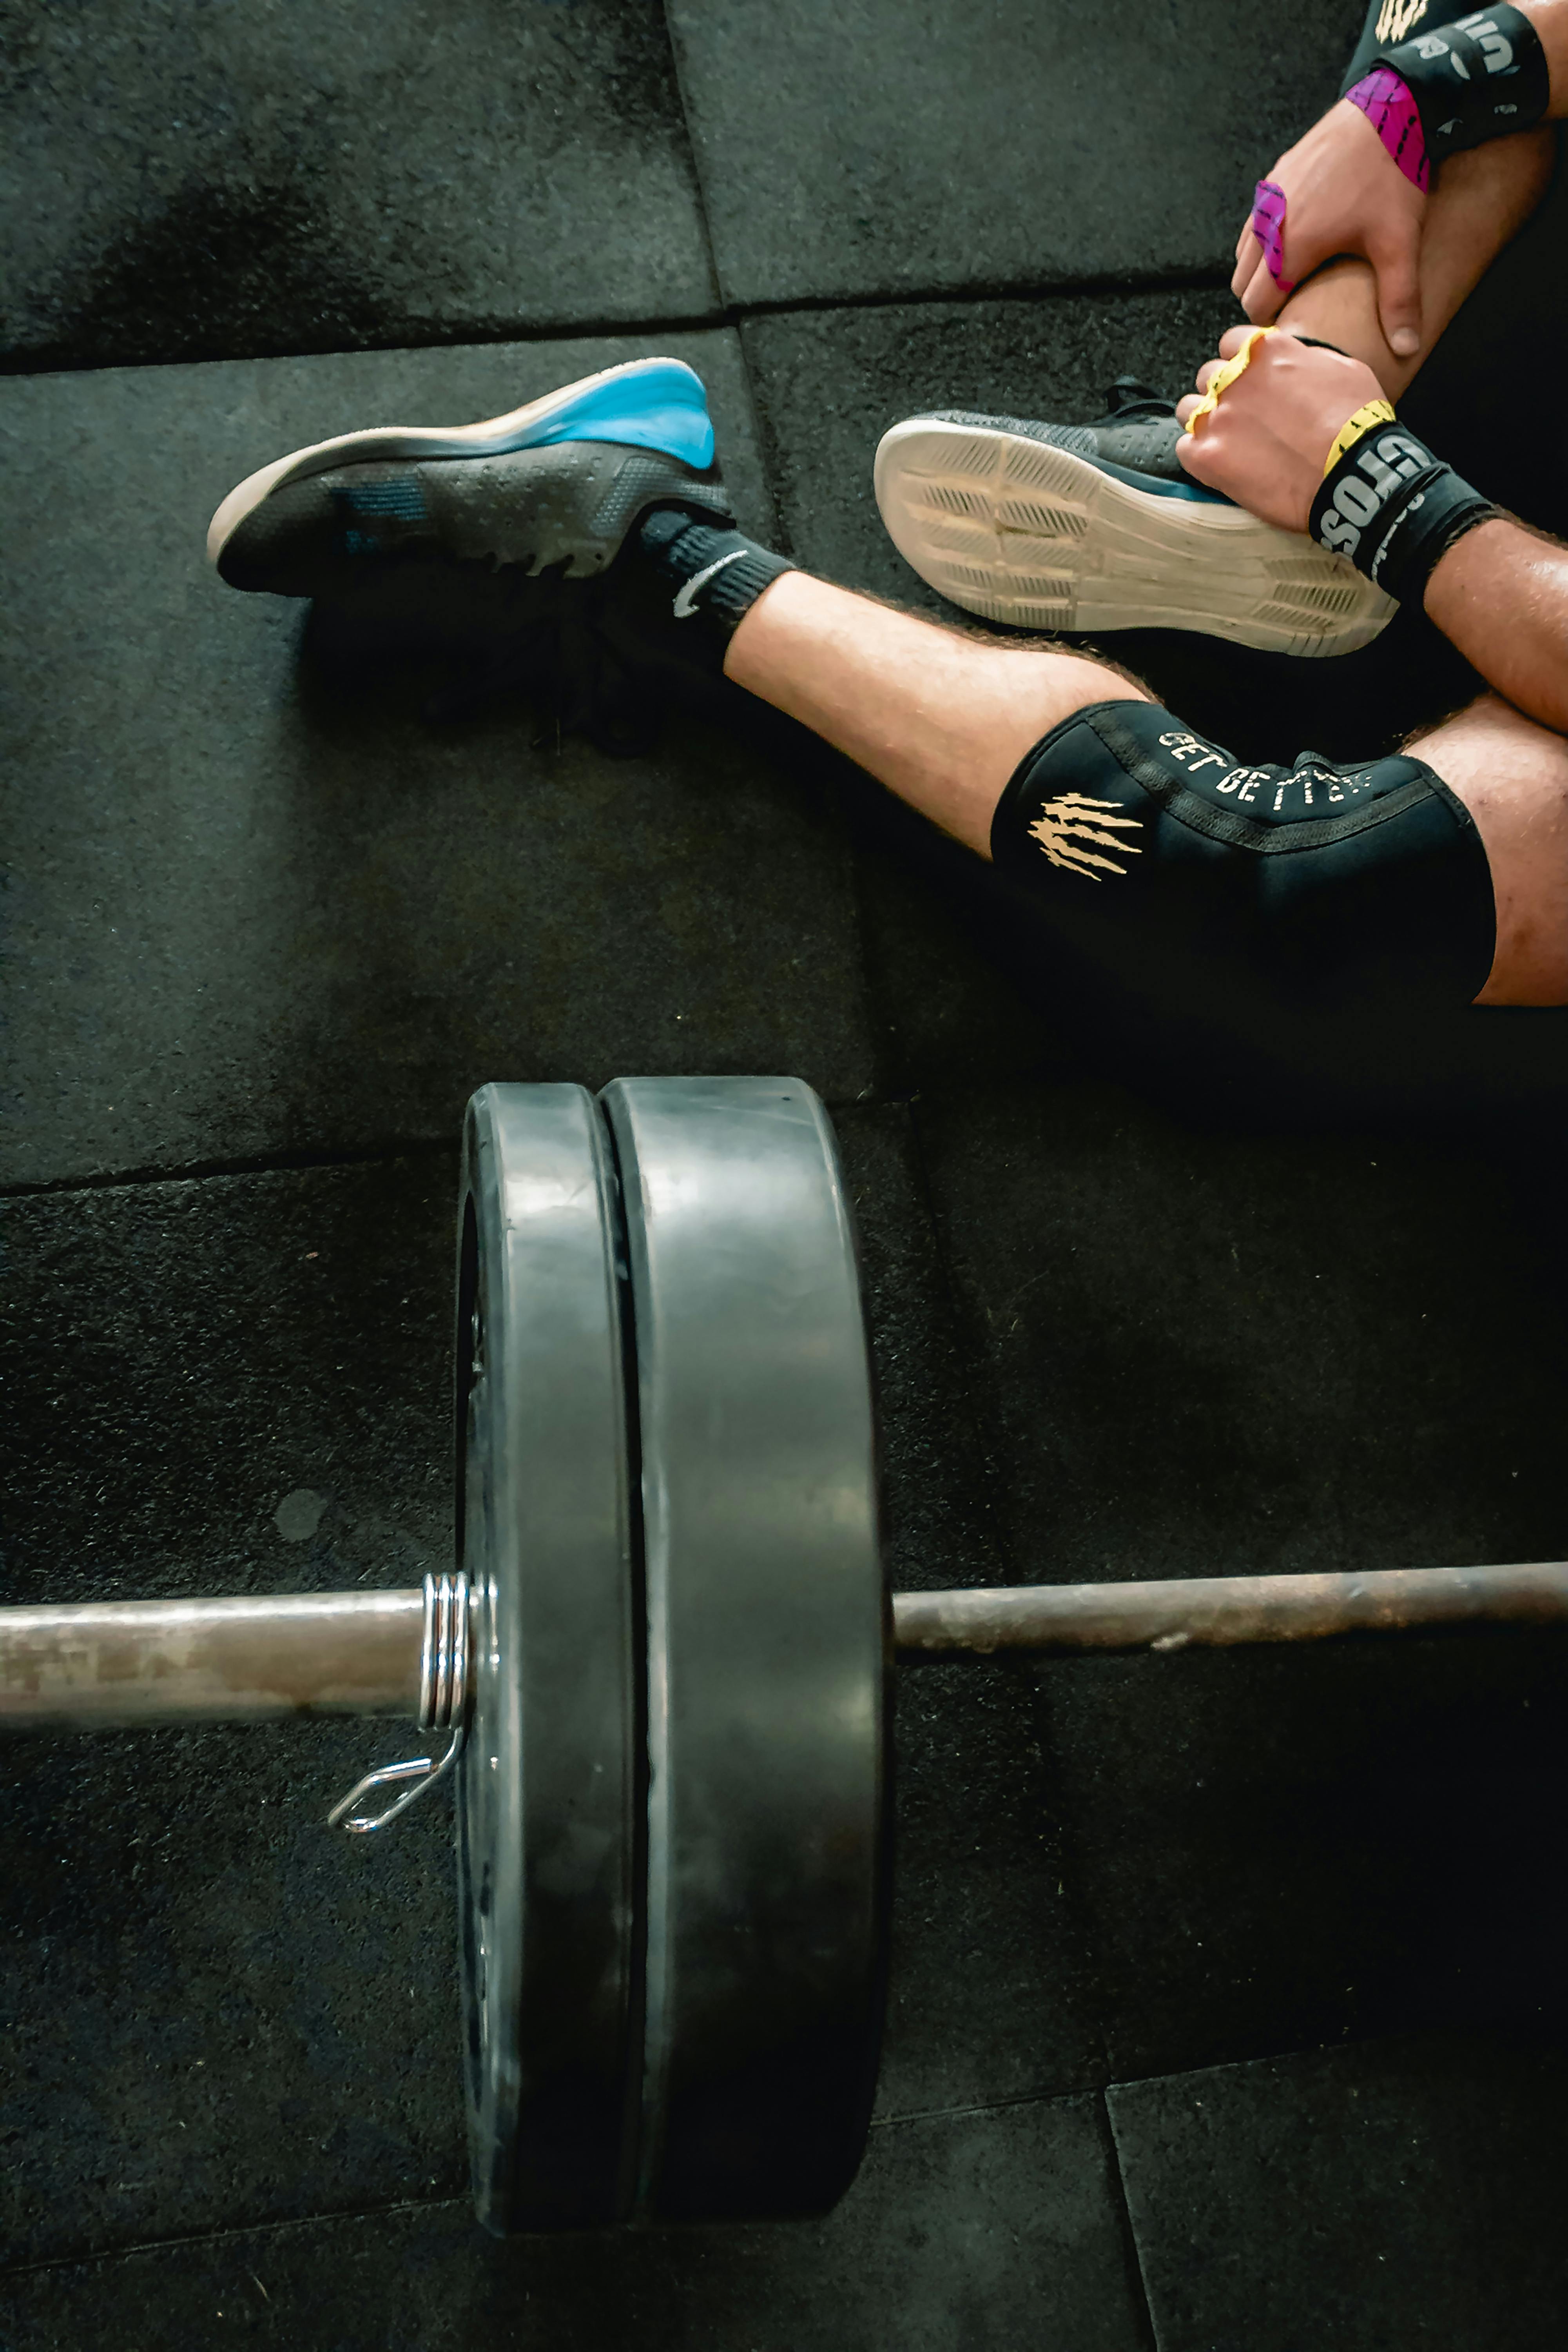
[990,701,1495,1025]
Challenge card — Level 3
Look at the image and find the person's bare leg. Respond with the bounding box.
[1404,693,1568,1005]
[1279,129,1556,399]
[722,572,1149,858]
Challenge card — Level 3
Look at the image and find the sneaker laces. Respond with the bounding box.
[1102,376,1177,418]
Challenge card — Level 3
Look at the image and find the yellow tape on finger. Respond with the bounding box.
[1183,325,1276,437]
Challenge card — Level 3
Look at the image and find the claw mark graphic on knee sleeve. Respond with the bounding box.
[1028,793,1143,880]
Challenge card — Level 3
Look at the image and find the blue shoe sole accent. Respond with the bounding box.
[208,356,717,569]
[525,358,715,470]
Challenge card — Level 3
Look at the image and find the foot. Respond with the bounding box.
[208,356,794,748]
[874,378,1395,658]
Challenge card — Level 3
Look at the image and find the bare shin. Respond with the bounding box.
[722,572,1149,858]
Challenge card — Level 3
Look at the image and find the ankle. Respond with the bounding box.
[635,508,796,642]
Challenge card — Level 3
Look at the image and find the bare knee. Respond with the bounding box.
[1410,693,1568,1005]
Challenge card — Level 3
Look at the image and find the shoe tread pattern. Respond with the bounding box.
[875,420,1395,657]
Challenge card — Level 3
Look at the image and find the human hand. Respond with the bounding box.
[1233,96,1428,359]
[1175,328,1389,533]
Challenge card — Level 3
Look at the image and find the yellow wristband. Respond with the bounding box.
[1182,325,1276,436]
[1322,398,1398,476]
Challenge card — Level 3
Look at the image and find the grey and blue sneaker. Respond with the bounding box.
[207,356,735,595]
[874,378,1395,658]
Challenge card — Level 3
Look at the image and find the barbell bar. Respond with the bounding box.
[4,1077,1564,2240]
[6,1556,1567,1734]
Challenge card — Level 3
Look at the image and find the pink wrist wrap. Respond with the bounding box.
[1346,65,1431,192]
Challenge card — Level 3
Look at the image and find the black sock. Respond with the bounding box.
[634,507,796,639]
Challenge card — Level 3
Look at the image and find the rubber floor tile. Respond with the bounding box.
[669,0,1365,305]
[3,0,716,368]
[914,1081,1568,1590]
[0,2096,1153,2352]
[1108,2034,1568,2350]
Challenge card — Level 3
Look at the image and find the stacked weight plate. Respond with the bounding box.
[456,1076,888,2234]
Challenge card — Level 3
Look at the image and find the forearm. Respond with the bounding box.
[1422,515,1568,734]
[1276,131,1553,399]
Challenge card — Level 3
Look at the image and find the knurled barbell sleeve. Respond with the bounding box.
[890,1561,1568,1655]
[0,1590,426,1730]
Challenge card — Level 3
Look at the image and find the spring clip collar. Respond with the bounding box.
[327,1572,471,1835]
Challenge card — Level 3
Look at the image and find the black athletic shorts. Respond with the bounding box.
[991,700,1497,1022]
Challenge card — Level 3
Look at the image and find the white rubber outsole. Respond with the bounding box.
[205,356,674,570]
[874,419,1396,659]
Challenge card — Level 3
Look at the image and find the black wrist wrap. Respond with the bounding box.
[1374,6,1549,162]
[1310,419,1499,604]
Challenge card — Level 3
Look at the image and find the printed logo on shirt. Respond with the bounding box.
[1028,792,1143,879]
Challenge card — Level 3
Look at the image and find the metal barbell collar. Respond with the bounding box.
[325,1571,471,1834]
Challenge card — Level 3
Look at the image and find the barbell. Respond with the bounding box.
[4,1077,1564,2238]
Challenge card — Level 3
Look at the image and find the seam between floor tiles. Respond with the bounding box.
[0,2100,1102,2276]
[0,1085,915,1202]
[895,1096,1013,1586]
[735,261,1233,327]
[0,1137,461,1202]
[0,2089,1140,2277]
[833,828,915,1099]
[659,0,732,319]
[0,266,1234,383]
[1099,2087,1164,2352]
[868,2085,1096,2132]
[872,2084,1161,2348]
[1100,2029,1420,2100]
[0,2195,475,2282]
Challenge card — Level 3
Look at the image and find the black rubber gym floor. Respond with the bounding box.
[3,4,1566,2345]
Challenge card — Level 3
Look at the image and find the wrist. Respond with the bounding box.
[1373,7,1549,165]
[1345,66,1432,189]
[1420,508,1517,620]
[1309,412,1500,604]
